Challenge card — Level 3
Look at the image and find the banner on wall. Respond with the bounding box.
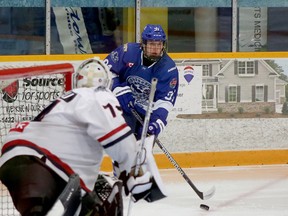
[170,65,202,117]
[239,7,267,51]
[0,60,82,124]
[53,7,92,54]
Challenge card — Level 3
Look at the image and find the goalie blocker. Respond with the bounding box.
[114,135,167,203]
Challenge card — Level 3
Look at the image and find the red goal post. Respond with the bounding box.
[0,62,74,216]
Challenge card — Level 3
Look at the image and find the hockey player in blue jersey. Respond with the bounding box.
[104,24,179,139]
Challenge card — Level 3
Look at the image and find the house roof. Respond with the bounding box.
[276,77,288,85]
[261,60,280,76]
[215,59,279,77]
[174,59,221,65]
[215,60,233,77]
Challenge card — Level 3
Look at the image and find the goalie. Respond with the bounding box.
[0,58,164,216]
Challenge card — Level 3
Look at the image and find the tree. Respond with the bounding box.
[265,60,288,81]
[265,60,288,101]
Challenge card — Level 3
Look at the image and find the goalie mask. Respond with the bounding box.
[74,57,112,89]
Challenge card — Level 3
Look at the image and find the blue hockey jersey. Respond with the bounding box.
[104,42,179,127]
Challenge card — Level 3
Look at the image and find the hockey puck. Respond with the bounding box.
[200,204,209,211]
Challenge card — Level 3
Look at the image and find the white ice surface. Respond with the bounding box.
[123,165,288,216]
[1,164,287,216]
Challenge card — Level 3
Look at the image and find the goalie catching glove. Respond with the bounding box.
[113,136,167,202]
[79,173,123,216]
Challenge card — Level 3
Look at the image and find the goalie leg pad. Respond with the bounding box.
[142,135,168,202]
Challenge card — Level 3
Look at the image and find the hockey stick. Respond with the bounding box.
[134,78,158,176]
[127,77,158,216]
[46,174,81,216]
[130,109,216,200]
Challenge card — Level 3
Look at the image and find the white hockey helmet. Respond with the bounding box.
[74,57,112,89]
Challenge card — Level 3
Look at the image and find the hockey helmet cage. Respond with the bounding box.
[141,24,166,43]
[75,57,112,89]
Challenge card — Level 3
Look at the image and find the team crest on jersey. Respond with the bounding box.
[111,51,119,63]
[127,76,150,109]
[169,78,177,88]
[1,80,19,103]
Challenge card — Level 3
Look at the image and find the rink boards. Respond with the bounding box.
[100,149,288,171]
[0,53,288,171]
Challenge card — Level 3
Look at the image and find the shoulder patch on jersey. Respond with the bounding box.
[126,62,134,67]
[168,66,177,73]
[123,43,128,52]
[61,91,77,102]
[9,121,29,133]
[111,51,119,63]
[170,78,177,88]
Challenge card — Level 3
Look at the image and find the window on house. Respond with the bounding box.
[238,61,254,75]
[228,85,237,102]
[255,85,264,102]
[202,64,209,77]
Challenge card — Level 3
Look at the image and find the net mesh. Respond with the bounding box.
[0,63,73,216]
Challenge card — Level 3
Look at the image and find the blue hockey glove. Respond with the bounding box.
[112,82,135,114]
[138,119,164,137]
[147,121,162,136]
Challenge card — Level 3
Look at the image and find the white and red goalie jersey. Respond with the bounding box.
[0,87,138,192]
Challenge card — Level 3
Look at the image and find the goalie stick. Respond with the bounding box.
[127,77,158,216]
[130,108,216,200]
[134,77,158,176]
[46,174,81,216]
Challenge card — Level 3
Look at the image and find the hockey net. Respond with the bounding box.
[0,62,74,216]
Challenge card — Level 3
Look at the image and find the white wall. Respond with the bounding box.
[157,117,288,153]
